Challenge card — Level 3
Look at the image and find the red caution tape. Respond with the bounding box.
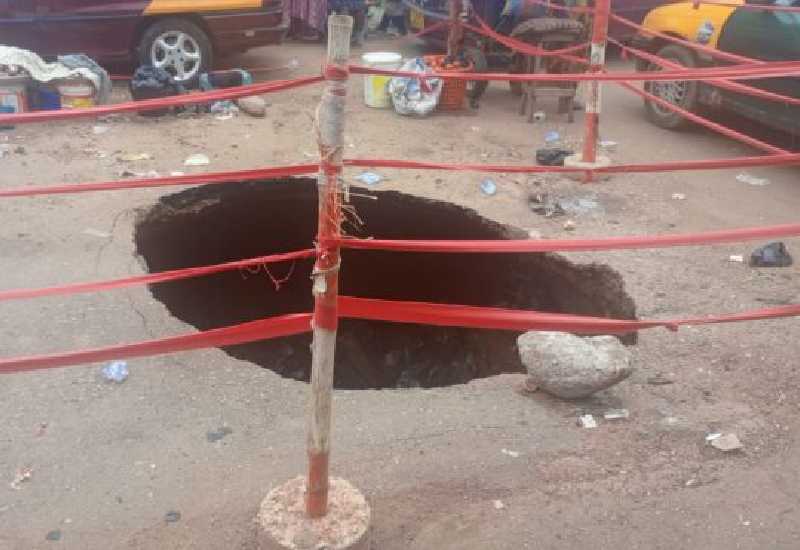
[0,75,323,125]
[0,249,315,302]
[336,223,800,253]
[0,313,312,374]
[0,164,319,198]
[612,37,800,109]
[610,13,759,66]
[349,60,800,82]
[339,296,800,334]
[345,152,800,175]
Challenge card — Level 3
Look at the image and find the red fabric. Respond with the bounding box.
[0,249,315,302]
[338,296,800,334]
[0,314,313,374]
[0,164,319,198]
[0,75,324,125]
[336,223,800,253]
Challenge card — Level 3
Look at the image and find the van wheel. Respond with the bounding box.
[138,18,212,88]
[643,44,699,130]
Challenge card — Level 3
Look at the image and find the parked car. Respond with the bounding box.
[0,0,288,85]
[633,0,800,134]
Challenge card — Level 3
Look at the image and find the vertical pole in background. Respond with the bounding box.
[306,14,352,519]
[447,0,464,58]
[581,0,610,167]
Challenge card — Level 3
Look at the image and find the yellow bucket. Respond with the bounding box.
[361,52,402,109]
[57,81,96,109]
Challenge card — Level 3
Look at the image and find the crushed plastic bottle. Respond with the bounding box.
[544,130,560,144]
[480,178,497,196]
[355,171,382,185]
[102,360,129,383]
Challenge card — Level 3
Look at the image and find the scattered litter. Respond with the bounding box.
[184,153,210,167]
[10,467,32,489]
[544,130,560,144]
[117,152,152,162]
[13,145,25,155]
[209,100,239,120]
[45,530,62,541]
[287,58,301,70]
[750,242,793,267]
[206,426,233,443]
[169,171,185,177]
[480,178,497,196]
[82,228,111,239]
[501,448,520,458]
[101,360,129,383]
[536,147,573,166]
[736,173,770,186]
[493,499,505,510]
[705,432,722,442]
[563,220,576,231]
[647,373,674,386]
[355,171,382,186]
[118,169,160,179]
[577,414,597,429]
[671,193,686,200]
[92,125,109,135]
[527,229,542,239]
[532,111,546,122]
[36,422,48,437]
[603,408,630,420]
[709,433,743,452]
[470,126,480,132]
[599,140,618,151]
[0,144,9,158]
[728,254,744,263]
[528,192,564,217]
[164,510,181,523]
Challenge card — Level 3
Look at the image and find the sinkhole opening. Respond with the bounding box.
[134,179,637,389]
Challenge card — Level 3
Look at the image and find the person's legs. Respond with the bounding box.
[394,14,407,35]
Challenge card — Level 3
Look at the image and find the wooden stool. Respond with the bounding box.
[519,33,579,123]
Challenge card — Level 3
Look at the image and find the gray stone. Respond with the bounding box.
[517,331,632,399]
[236,96,267,118]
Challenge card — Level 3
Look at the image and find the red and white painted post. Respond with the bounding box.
[581,0,610,164]
[565,0,612,179]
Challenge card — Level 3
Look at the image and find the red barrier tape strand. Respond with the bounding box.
[4,296,799,375]
[609,13,759,66]
[611,37,800,109]
[0,75,324,125]
[0,249,315,302]
[339,297,800,334]
[617,81,789,155]
[348,61,800,82]
[345,153,800,175]
[0,164,319,198]
[336,223,800,253]
[0,314,313,374]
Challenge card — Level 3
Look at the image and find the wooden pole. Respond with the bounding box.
[580,0,610,166]
[306,14,352,519]
[447,0,464,59]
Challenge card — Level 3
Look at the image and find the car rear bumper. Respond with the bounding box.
[204,5,288,53]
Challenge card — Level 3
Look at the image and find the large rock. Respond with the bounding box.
[517,331,632,399]
[236,95,267,118]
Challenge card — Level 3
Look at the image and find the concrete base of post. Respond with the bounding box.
[563,154,612,181]
[255,476,371,550]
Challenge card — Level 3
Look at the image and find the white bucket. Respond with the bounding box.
[57,80,96,109]
[361,52,402,109]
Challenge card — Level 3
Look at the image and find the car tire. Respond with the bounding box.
[643,44,699,130]
[138,18,212,88]
[464,46,489,100]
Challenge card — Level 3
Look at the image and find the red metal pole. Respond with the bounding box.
[581,0,611,165]
[306,14,352,519]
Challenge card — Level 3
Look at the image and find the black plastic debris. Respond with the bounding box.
[750,242,793,268]
[129,66,185,117]
[536,148,573,166]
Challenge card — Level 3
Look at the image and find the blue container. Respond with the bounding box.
[0,105,14,130]
[34,87,61,111]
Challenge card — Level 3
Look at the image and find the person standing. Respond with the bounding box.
[378,0,408,35]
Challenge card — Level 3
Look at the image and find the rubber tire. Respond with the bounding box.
[509,17,584,42]
[464,46,489,100]
[643,44,699,130]
[138,18,212,89]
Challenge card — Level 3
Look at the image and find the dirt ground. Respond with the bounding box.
[1,36,799,550]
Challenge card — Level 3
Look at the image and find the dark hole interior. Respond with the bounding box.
[134,179,637,389]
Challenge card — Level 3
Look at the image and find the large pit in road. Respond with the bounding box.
[134,179,636,389]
